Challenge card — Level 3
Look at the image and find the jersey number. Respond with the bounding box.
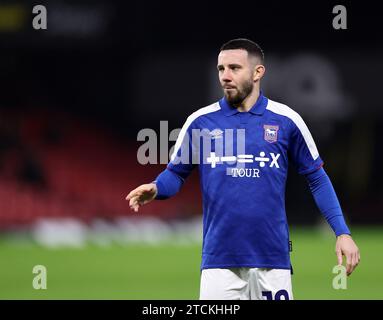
[262,290,290,300]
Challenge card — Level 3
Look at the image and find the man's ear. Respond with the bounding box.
[253,65,266,82]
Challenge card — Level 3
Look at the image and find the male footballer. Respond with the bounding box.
[126,38,360,300]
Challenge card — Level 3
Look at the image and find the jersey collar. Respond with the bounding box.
[219,91,268,116]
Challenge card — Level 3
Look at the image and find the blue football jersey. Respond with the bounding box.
[164,93,323,270]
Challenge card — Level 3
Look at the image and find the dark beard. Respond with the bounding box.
[224,80,254,106]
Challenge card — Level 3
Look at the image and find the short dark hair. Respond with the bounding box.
[220,38,264,64]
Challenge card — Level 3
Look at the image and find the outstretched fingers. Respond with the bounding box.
[129,195,142,212]
[345,252,352,275]
[350,251,360,275]
[126,184,157,212]
[336,249,343,266]
[126,187,142,201]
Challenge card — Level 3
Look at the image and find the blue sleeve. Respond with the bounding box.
[288,116,324,175]
[305,167,351,237]
[154,168,184,200]
[153,115,198,200]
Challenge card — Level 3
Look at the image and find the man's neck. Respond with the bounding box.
[234,88,260,112]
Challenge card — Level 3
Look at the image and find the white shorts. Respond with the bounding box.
[199,268,293,300]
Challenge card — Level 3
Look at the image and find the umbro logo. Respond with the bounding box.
[209,129,223,140]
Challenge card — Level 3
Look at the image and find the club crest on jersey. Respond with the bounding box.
[263,125,279,143]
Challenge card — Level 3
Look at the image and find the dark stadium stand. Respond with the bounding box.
[0,109,201,229]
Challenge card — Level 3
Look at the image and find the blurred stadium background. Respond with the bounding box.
[0,0,382,299]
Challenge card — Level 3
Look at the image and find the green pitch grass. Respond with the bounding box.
[0,227,382,300]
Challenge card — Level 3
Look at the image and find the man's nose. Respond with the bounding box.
[221,69,232,82]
